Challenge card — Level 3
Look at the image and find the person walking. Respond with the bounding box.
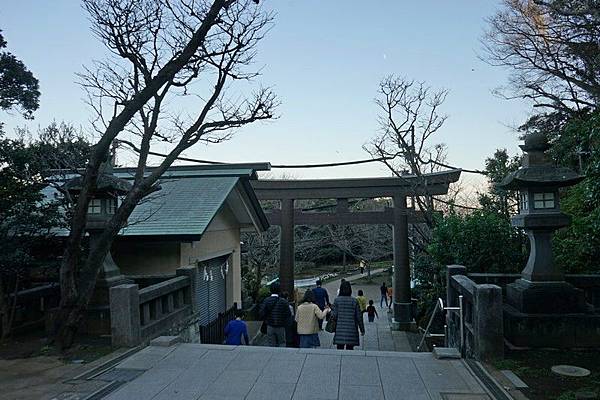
[259,282,291,347]
[281,291,298,348]
[331,280,365,350]
[224,310,250,345]
[366,300,378,323]
[295,289,330,348]
[312,280,330,330]
[356,289,367,314]
[386,286,393,311]
[359,259,365,274]
[380,282,388,308]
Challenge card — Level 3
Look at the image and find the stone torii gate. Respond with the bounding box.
[251,169,461,329]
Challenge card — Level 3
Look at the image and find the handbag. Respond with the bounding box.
[325,315,336,333]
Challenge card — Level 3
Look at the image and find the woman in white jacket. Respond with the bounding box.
[295,289,330,348]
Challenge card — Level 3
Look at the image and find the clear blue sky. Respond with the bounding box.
[1,0,529,180]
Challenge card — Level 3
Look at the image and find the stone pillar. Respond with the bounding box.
[523,229,562,281]
[110,284,141,347]
[446,265,467,309]
[176,266,198,312]
[280,198,295,294]
[392,195,412,330]
[474,284,504,360]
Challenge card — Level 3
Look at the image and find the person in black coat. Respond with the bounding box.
[331,280,365,350]
[259,282,291,347]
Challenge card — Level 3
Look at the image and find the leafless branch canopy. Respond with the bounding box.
[365,76,449,177]
[482,0,600,113]
[54,0,277,348]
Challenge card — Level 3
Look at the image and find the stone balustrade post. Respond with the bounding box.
[110,284,141,347]
[474,284,504,361]
[446,265,467,308]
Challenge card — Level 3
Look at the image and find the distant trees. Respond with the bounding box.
[53,0,276,349]
[0,30,40,121]
[477,149,521,218]
[0,123,89,340]
[0,29,45,340]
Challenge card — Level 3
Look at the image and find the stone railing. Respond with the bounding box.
[446,265,504,361]
[468,272,600,310]
[110,269,193,347]
[2,283,60,334]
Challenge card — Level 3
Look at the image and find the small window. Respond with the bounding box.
[88,198,102,214]
[533,192,555,209]
[520,192,528,211]
[106,198,117,214]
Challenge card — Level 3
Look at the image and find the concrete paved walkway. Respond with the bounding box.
[101,343,491,400]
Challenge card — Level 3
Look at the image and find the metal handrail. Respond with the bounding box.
[416,295,463,353]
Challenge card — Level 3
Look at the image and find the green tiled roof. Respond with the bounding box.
[46,164,269,237]
[120,176,238,237]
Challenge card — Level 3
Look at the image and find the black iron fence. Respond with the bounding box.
[198,304,236,344]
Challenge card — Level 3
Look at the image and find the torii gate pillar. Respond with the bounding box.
[392,195,413,330]
[279,198,295,293]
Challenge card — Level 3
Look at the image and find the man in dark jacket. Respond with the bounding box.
[380,282,388,308]
[259,282,291,347]
[312,280,330,329]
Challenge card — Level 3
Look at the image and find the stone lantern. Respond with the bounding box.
[63,158,132,333]
[498,132,586,313]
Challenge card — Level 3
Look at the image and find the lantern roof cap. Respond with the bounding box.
[498,166,584,190]
[63,173,132,194]
[520,131,550,152]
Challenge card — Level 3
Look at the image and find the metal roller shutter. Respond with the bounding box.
[197,254,229,324]
[195,266,210,325]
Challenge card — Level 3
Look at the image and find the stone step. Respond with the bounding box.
[433,347,461,359]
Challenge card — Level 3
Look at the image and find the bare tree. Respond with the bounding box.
[241,227,279,301]
[364,76,450,242]
[483,0,600,113]
[53,0,276,349]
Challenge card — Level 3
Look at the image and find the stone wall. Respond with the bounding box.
[458,270,600,349]
[110,270,194,347]
[446,265,504,361]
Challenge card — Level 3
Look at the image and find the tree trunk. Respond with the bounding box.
[53,189,142,349]
[0,275,8,341]
[0,275,20,342]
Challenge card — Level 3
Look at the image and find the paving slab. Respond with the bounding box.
[257,359,305,384]
[150,335,182,347]
[339,384,385,400]
[98,343,490,400]
[246,382,296,400]
[115,345,176,371]
[341,355,380,386]
[414,357,473,396]
[378,357,431,400]
[204,369,261,397]
[500,369,528,388]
